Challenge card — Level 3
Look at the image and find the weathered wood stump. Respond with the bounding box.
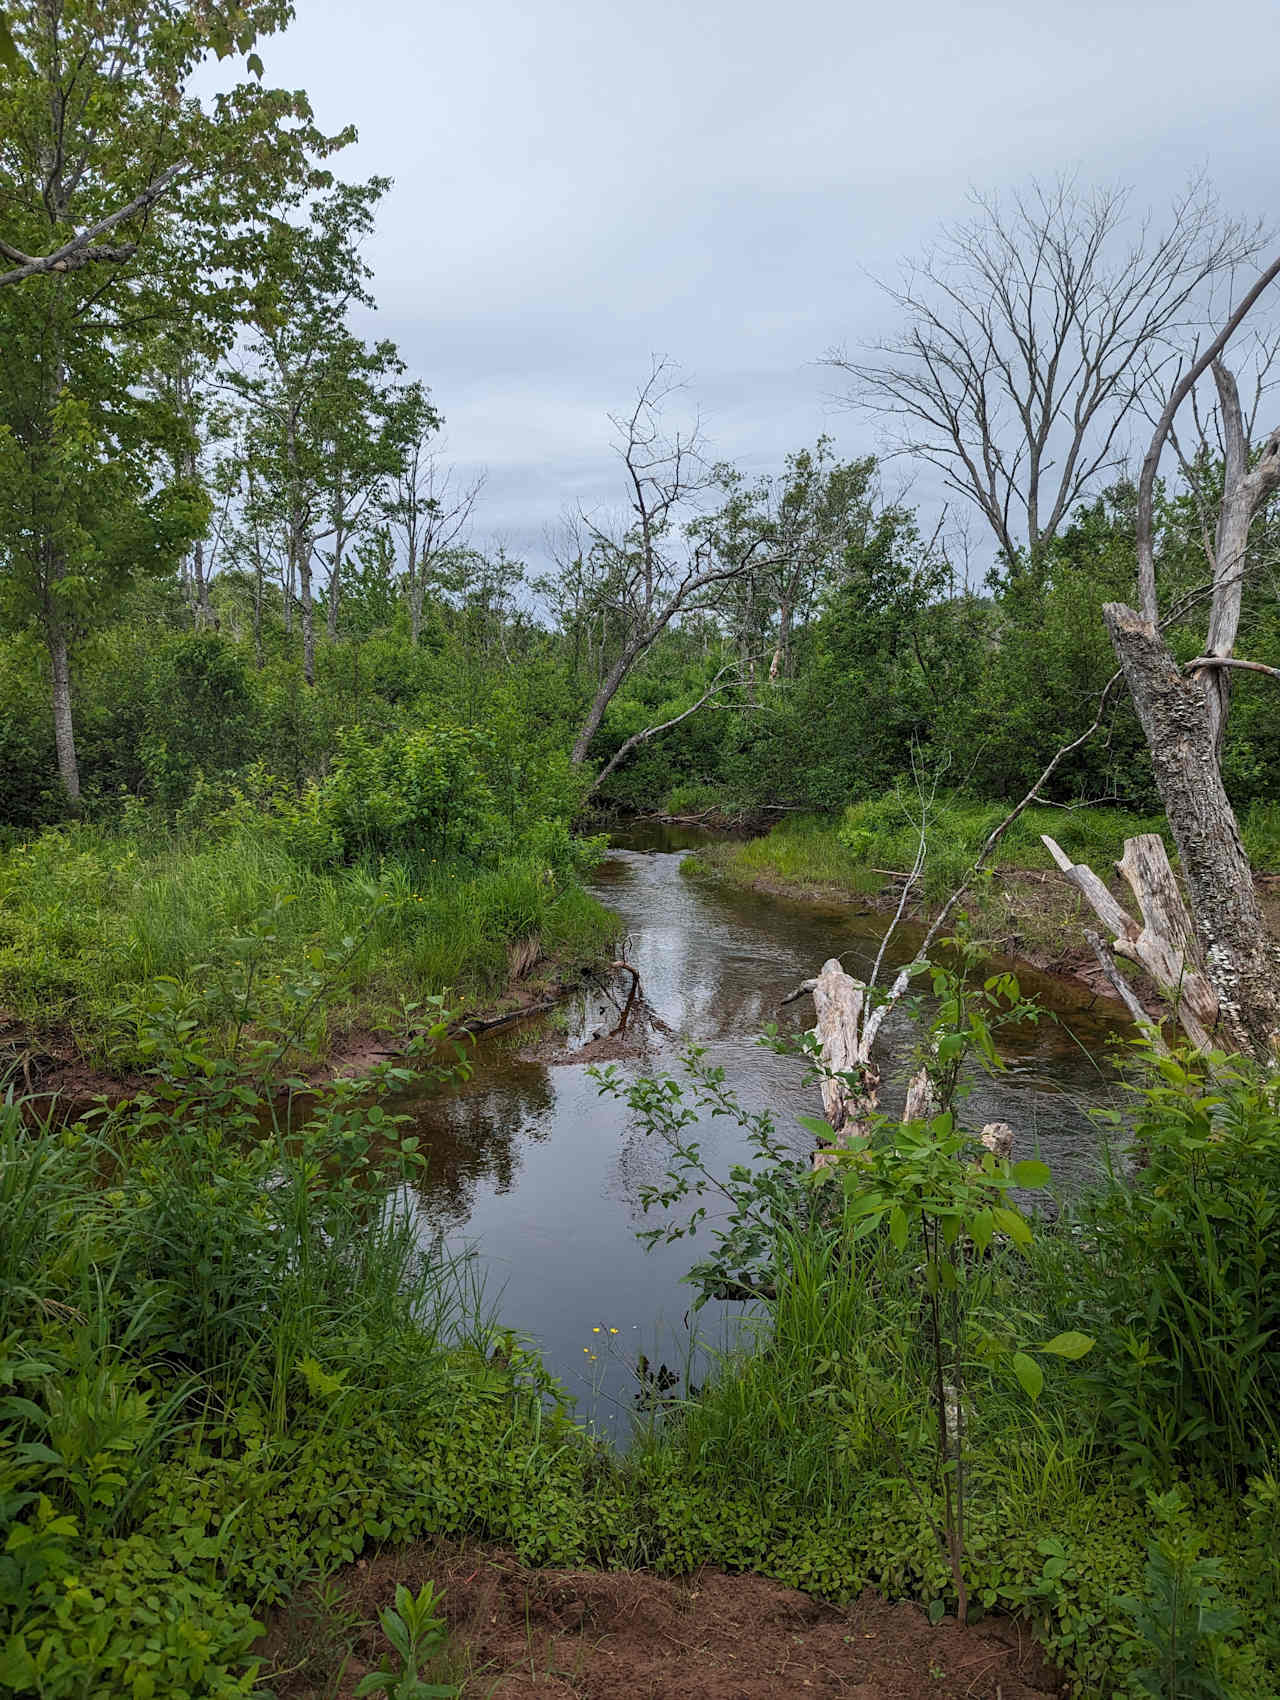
[1042,831,1218,1050]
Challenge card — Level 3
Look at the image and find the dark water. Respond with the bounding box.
[401,826,1127,1433]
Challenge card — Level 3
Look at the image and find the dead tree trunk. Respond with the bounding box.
[790,958,925,1168]
[1043,828,1221,1049]
[1102,604,1280,1057]
[795,959,1007,1167]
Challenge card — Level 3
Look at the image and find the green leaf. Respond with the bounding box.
[992,1205,1032,1248]
[797,1113,837,1142]
[1039,1331,1094,1360]
[1010,1159,1051,1189]
[889,1203,908,1251]
[927,1597,946,1625]
[0,14,20,72]
[1011,1351,1044,1399]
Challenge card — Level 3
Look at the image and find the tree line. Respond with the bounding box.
[5,1,1280,1055]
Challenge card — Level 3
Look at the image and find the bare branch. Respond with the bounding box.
[0,161,184,285]
[835,176,1263,567]
[586,658,756,795]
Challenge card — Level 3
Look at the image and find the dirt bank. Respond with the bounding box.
[0,957,602,1110]
[259,1542,1061,1700]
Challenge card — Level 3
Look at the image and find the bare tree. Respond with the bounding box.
[563,359,787,766]
[833,176,1260,567]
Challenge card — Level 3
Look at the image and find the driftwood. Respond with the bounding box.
[1042,831,1218,1050]
[450,998,563,1040]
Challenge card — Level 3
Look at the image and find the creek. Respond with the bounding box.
[401,824,1128,1433]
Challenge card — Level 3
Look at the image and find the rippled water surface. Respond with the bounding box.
[401,826,1128,1431]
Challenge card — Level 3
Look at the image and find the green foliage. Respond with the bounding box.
[0,999,615,1696]
[295,723,499,865]
[354,1582,458,1698]
[1241,799,1280,872]
[1080,1047,1280,1480]
[685,814,882,896]
[592,961,1280,1695]
[837,793,1170,898]
[1117,1491,1244,1700]
[0,811,615,1065]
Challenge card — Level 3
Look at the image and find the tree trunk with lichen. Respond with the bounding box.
[1103,601,1280,1059]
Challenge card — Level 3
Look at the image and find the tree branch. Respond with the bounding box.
[0,161,185,286]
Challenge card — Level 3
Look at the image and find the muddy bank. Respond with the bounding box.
[259,1541,1061,1700]
[0,956,609,1111]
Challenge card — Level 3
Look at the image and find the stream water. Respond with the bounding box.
[401,825,1128,1433]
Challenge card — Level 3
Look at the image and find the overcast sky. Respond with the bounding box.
[250,0,1280,570]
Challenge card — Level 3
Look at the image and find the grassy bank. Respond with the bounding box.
[681,798,1223,979]
[0,817,617,1076]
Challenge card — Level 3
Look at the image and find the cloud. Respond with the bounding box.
[221,0,1280,569]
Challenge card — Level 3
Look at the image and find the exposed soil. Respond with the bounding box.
[259,1544,1062,1700]
[0,964,597,1110]
[0,1015,148,1110]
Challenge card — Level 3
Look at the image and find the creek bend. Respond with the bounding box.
[400,825,1128,1432]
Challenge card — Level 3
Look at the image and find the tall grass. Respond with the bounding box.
[0,819,617,1065]
[685,815,883,896]
[633,1216,1098,1528]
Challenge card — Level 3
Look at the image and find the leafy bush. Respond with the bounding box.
[294,724,500,866]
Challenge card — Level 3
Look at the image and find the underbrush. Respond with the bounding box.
[0,819,615,1070]
[0,1034,623,1699]
[599,969,1280,1699]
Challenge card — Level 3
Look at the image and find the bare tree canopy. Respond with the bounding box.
[562,358,762,766]
[831,176,1263,566]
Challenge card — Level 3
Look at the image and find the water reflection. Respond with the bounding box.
[399,830,1128,1430]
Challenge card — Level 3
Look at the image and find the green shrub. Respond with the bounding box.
[295,724,500,866]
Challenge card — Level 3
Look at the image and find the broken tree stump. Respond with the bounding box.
[791,957,932,1169]
[1042,831,1218,1051]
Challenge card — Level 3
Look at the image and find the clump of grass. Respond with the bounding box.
[684,815,884,896]
[661,780,737,817]
[0,820,618,1067]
